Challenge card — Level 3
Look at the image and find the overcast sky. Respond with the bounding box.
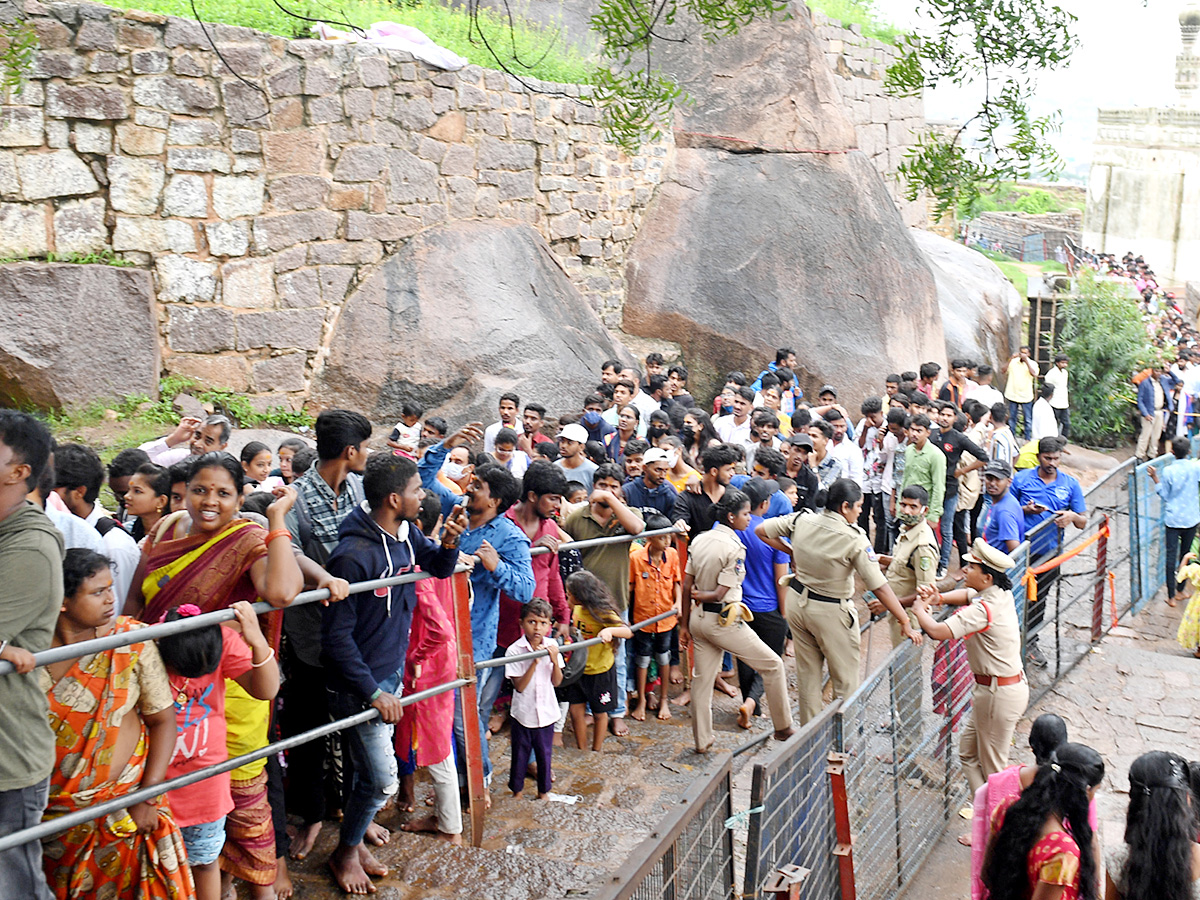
[870,0,1190,177]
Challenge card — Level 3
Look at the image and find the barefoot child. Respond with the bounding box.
[629,514,681,722]
[505,599,563,798]
[562,571,632,751]
[158,602,280,900]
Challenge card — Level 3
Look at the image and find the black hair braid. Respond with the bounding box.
[1122,752,1195,900]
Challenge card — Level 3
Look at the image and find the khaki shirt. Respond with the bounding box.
[945,584,1023,678]
[685,523,746,605]
[760,510,887,598]
[886,522,939,600]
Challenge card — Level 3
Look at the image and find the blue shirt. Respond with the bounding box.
[979,490,1025,549]
[418,441,465,519]
[459,513,536,662]
[730,475,793,519]
[1011,467,1085,556]
[1156,457,1200,528]
[736,514,790,612]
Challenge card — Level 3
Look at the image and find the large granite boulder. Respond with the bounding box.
[911,229,1022,370]
[0,263,160,409]
[624,148,943,404]
[313,220,634,423]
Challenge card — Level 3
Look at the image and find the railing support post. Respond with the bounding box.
[1093,516,1109,642]
[451,570,486,848]
[827,752,856,900]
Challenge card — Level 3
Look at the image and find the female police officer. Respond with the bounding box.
[756,478,921,725]
[911,538,1027,791]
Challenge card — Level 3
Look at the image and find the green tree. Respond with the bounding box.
[1056,270,1156,448]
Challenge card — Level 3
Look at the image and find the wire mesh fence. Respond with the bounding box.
[592,753,736,900]
[834,634,973,900]
[742,703,841,900]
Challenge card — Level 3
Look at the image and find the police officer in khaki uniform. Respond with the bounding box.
[911,538,1028,791]
[758,478,922,725]
[681,490,795,753]
[869,484,939,758]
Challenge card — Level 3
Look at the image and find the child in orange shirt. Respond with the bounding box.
[628,514,681,722]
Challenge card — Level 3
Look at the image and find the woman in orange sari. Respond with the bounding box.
[40,548,195,900]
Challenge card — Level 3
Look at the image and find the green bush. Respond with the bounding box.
[1056,270,1155,448]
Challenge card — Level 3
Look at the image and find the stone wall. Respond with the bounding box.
[0,0,665,408]
[811,10,926,227]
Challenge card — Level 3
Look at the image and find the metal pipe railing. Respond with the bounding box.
[0,526,685,677]
[0,522,687,851]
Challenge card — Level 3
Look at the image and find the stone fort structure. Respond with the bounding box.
[1084,2,1200,283]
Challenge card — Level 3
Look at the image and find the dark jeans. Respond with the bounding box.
[1166,525,1198,596]
[329,671,401,848]
[968,501,983,545]
[952,506,972,563]
[0,777,54,900]
[737,609,789,714]
[281,649,341,826]
[1053,407,1071,439]
[1009,400,1034,441]
[509,721,553,796]
[858,491,884,549]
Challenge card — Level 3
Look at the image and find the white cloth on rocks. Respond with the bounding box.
[314,22,468,71]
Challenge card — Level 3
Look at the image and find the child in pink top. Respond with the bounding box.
[156,603,280,900]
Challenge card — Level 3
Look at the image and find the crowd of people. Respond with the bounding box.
[0,327,1190,900]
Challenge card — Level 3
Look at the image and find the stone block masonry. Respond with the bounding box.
[810,10,927,228]
[0,0,667,405]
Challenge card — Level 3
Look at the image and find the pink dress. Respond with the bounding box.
[394,575,457,766]
[972,767,1099,900]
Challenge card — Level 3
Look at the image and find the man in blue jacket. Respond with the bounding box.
[322,453,464,895]
[1136,364,1174,462]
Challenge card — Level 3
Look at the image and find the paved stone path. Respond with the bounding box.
[899,591,1200,899]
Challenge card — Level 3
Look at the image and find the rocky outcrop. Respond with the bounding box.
[911,229,1022,370]
[624,149,942,402]
[0,263,160,408]
[620,3,942,404]
[312,220,634,422]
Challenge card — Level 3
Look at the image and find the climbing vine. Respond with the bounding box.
[0,17,38,103]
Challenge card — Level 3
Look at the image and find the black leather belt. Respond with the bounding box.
[701,602,724,614]
[788,578,843,603]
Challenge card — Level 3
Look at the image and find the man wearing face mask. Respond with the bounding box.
[438,446,473,496]
[871,484,939,764]
[581,394,617,444]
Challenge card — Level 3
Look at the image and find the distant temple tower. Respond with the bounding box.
[1083,2,1200,283]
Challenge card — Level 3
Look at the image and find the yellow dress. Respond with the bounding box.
[1175,562,1200,650]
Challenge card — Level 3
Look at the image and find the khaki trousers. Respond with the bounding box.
[889,613,923,757]
[1136,410,1163,460]
[960,678,1029,792]
[788,590,860,725]
[689,606,793,751]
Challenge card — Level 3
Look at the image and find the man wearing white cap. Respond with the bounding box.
[911,538,1028,791]
[555,423,598,493]
[621,447,679,518]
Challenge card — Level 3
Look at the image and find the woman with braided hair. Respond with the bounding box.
[982,742,1104,900]
[1105,751,1200,900]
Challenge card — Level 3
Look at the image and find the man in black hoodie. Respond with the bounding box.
[321,453,465,895]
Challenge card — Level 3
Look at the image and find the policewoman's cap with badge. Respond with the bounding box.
[962,538,1015,573]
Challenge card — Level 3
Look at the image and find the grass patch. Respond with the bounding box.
[120,0,594,84]
[975,248,1069,297]
[0,249,138,266]
[807,0,902,44]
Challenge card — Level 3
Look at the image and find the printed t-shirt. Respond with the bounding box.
[165,626,253,827]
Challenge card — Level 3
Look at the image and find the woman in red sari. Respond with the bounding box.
[983,742,1105,900]
[123,452,303,624]
[41,548,194,900]
[121,452,303,899]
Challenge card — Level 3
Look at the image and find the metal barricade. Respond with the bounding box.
[743,702,841,900]
[592,752,737,900]
[833,627,973,900]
